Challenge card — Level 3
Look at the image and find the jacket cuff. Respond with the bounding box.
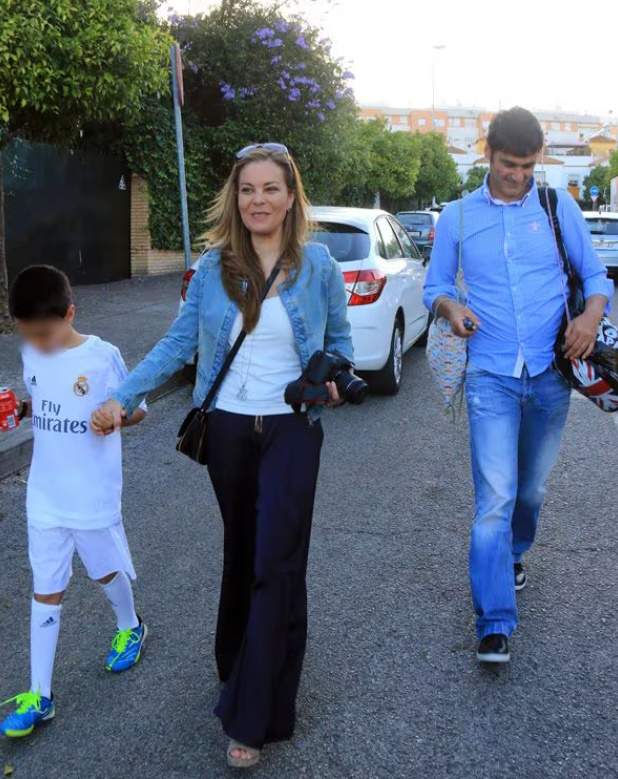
[111,390,139,417]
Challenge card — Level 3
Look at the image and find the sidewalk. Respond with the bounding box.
[0,273,187,479]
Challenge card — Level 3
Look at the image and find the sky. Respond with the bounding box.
[165,0,618,118]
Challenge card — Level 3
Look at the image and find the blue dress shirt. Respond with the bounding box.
[423,176,613,377]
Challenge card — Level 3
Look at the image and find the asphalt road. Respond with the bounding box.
[1,290,618,778]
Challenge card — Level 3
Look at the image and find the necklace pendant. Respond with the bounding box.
[237,385,248,401]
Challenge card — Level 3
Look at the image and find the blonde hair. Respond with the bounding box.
[204,147,311,332]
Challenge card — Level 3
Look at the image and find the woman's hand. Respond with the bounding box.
[326,381,343,407]
[91,399,126,436]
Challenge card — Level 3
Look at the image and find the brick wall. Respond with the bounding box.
[130,174,199,276]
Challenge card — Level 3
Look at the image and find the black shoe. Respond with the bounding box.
[477,633,510,663]
[514,562,527,591]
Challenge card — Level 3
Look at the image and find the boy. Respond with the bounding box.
[1,265,147,738]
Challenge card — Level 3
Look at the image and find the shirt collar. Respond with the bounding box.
[482,173,536,208]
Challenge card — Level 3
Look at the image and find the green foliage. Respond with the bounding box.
[0,0,171,145]
[0,0,171,329]
[582,165,610,207]
[463,165,488,193]
[336,119,421,210]
[413,132,460,206]
[121,98,215,250]
[123,0,356,249]
[608,149,618,182]
[336,124,460,211]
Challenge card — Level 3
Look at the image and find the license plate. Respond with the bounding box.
[410,231,421,238]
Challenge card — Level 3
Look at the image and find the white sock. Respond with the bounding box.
[30,599,62,699]
[101,572,139,631]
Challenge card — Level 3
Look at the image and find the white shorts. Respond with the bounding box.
[28,523,137,595]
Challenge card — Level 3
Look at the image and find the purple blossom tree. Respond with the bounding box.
[219,81,236,101]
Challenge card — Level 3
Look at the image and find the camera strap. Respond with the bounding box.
[198,261,282,414]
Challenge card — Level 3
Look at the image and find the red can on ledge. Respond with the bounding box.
[0,388,20,432]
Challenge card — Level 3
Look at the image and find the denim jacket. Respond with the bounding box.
[112,242,354,421]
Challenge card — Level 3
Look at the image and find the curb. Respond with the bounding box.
[0,370,189,482]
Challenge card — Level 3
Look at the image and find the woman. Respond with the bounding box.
[92,143,353,768]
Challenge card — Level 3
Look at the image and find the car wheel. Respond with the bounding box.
[367,318,404,395]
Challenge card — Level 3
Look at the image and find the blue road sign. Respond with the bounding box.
[590,185,600,198]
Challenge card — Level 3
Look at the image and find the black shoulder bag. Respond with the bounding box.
[176,262,281,464]
[538,186,618,412]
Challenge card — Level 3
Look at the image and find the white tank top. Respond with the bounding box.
[216,296,302,416]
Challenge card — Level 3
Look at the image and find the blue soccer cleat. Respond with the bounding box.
[105,618,148,673]
[0,691,55,738]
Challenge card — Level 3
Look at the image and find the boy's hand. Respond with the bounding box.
[91,400,126,435]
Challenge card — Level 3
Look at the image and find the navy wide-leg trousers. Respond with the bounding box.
[206,409,323,748]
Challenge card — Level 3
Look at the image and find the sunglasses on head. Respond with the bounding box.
[236,143,289,159]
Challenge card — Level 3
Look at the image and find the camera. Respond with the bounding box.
[284,351,368,410]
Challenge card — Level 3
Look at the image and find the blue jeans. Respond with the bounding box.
[465,366,571,639]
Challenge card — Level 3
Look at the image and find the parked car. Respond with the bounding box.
[179,206,430,394]
[395,210,439,257]
[583,211,618,279]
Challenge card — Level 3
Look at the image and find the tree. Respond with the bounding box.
[413,132,460,206]
[582,165,610,208]
[608,148,618,182]
[336,118,421,210]
[122,0,357,249]
[463,165,488,193]
[0,0,171,330]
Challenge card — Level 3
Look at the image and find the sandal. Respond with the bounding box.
[227,740,261,769]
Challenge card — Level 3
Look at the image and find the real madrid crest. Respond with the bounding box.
[73,375,89,396]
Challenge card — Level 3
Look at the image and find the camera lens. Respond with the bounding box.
[335,371,368,405]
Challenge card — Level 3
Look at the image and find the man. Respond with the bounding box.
[424,107,613,663]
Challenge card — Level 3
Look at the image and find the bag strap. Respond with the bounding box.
[538,187,571,273]
[538,185,574,322]
[199,262,281,413]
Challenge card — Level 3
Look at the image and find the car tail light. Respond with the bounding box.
[428,227,435,242]
[343,270,387,305]
[180,268,196,301]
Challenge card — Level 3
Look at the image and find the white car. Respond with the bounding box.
[179,206,430,394]
[583,211,618,279]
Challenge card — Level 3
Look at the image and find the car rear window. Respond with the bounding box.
[397,213,433,228]
[586,218,618,236]
[310,222,371,262]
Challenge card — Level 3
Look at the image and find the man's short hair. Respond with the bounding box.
[9,264,73,320]
[487,107,544,157]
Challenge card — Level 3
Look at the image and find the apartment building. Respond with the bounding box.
[360,105,618,198]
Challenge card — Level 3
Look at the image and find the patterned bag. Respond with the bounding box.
[426,198,468,414]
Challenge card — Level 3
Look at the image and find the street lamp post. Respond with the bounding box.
[170,43,192,271]
[431,44,446,130]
